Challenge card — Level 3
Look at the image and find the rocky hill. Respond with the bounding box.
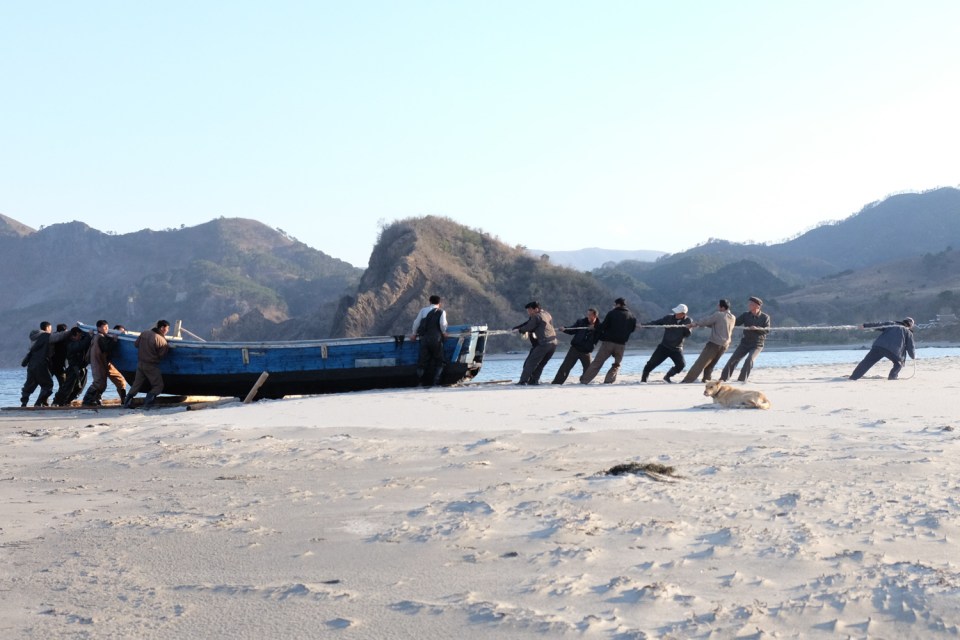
[0,213,35,238]
[0,218,361,365]
[329,216,625,344]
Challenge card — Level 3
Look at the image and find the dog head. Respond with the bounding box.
[703,380,723,397]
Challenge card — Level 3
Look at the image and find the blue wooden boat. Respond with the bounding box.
[78,323,488,398]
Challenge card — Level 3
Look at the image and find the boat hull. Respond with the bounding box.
[80,324,488,398]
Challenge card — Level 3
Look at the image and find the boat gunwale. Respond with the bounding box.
[77,323,489,351]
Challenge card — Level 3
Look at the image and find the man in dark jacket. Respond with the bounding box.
[53,327,92,406]
[580,298,637,384]
[19,321,71,407]
[720,296,772,383]
[51,323,69,394]
[410,295,449,387]
[641,304,692,383]
[849,318,916,380]
[514,301,558,385]
[551,307,600,384]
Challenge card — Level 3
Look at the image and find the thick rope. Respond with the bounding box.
[497,324,865,332]
[466,323,916,336]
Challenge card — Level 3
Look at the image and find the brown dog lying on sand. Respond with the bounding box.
[703,379,771,409]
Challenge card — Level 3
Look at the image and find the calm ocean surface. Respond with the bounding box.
[5,347,960,407]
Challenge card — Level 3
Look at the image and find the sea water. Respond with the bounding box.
[4,347,960,407]
[475,346,960,383]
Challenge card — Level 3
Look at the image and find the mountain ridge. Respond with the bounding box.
[3,186,960,367]
[0,218,362,365]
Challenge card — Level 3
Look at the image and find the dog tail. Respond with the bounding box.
[756,398,771,410]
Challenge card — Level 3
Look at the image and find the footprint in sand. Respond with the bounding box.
[325,617,355,629]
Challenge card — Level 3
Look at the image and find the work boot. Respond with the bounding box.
[663,374,674,383]
[81,389,101,407]
[118,388,127,405]
[35,390,52,407]
[641,371,649,383]
[122,392,137,409]
[141,393,157,409]
[431,365,445,387]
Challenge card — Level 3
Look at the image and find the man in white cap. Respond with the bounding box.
[641,303,692,383]
[849,317,916,380]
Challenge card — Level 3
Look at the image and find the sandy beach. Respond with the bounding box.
[3,358,960,639]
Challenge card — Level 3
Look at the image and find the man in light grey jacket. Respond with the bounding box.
[681,299,736,384]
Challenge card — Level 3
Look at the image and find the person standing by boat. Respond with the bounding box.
[551,307,600,384]
[53,327,92,406]
[410,295,449,387]
[82,320,128,406]
[50,323,69,396]
[641,304,693,383]
[123,320,171,408]
[849,318,916,380]
[579,298,637,384]
[514,301,558,385]
[720,296,771,383]
[680,299,736,383]
[19,321,71,407]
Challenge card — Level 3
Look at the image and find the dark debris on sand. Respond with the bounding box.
[603,462,681,481]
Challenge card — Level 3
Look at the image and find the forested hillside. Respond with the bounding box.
[330,216,623,345]
[0,218,361,365]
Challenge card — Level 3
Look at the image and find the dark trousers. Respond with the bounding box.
[520,342,557,384]
[21,365,54,406]
[681,342,727,383]
[417,339,447,386]
[850,347,903,380]
[53,365,88,405]
[642,345,686,380]
[551,347,591,384]
[52,365,66,391]
[720,342,764,382]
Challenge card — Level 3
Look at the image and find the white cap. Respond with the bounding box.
[672,304,688,314]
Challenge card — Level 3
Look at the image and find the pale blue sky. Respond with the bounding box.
[3,2,959,267]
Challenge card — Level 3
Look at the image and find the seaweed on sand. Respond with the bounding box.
[603,462,681,481]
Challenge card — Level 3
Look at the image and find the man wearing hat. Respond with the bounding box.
[849,318,916,380]
[720,296,772,383]
[641,303,692,383]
